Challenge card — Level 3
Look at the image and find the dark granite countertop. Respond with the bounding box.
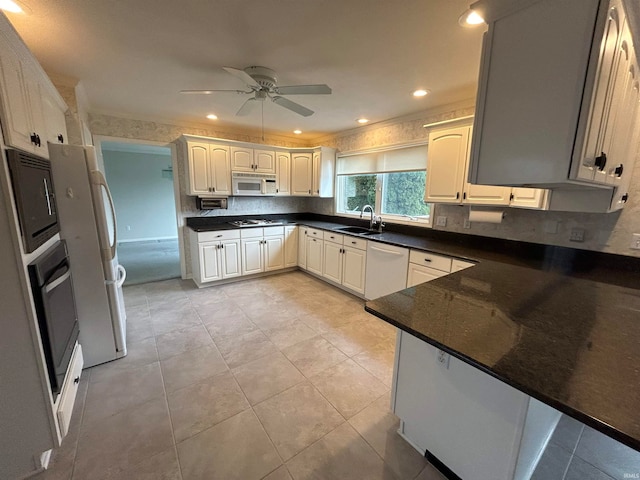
[365,260,640,453]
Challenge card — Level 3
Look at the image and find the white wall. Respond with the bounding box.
[103,149,177,242]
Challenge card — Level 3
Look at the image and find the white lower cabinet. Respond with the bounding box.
[284,225,298,268]
[298,227,308,270]
[407,250,474,287]
[321,232,367,295]
[241,227,285,275]
[394,330,538,480]
[323,240,343,284]
[56,343,83,438]
[190,229,242,286]
[306,234,323,276]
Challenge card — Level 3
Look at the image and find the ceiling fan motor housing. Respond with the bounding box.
[245,66,277,90]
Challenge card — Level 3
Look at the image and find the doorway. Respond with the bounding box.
[96,138,182,285]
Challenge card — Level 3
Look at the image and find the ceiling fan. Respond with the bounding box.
[181,66,332,117]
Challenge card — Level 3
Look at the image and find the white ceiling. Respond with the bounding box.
[5,0,485,139]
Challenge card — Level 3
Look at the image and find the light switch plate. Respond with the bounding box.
[436,216,447,227]
[436,350,450,369]
[631,234,640,250]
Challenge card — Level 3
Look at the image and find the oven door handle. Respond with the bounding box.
[44,270,71,294]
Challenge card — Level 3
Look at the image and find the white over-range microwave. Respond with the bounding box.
[232,172,277,196]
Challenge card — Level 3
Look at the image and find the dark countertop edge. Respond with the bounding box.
[363,304,640,453]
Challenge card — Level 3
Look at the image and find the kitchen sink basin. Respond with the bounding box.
[361,230,382,235]
[335,226,371,234]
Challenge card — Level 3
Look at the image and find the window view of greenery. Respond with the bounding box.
[341,174,377,212]
[382,171,430,218]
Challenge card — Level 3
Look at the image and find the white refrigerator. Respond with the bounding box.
[49,143,127,368]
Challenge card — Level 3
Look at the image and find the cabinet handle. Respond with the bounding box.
[622,193,629,203]
[509,193,514,201]
[212,187,216,192]
[57,134,64,143]
[276,188,279,193]
[31,133,41,147]
[424,258,432,262]
[221,243,224,249]
[594,152,607,171]
[74,376,80,384]
[455,192,460,200]
[614,164,624,177]
[216,234,222,238]
[308,190,311,194]
[351,241,357,245]
[463,192,466,200]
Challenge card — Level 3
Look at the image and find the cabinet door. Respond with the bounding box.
[24,76,48,158]
[276,152,291,195]
[509,188,548,209]
[284,226,298,267]
[306,237,323,275]
[291,153,313,196]
[407,264,448,287]
[322,241,343,283]
[220,239,241,278]
[298,227,307,269]
[578,0,625,182]
[254,149,276,174]
[200,243,222,282]
[0,40,35,153]
[424,126,468,203]
[312,151,321,196]
[210,144,232,195]
[41,88,67,146]
[463,183,512,206]
[241,238,263,275]
[264,235,285,272]
[187,142,211,195]
[230,146,254,171]
[342,246,366,294]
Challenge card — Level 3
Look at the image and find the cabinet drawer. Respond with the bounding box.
[323,231,343,244]
[240,228,264,239]
[306,228,323,238]
[451,259,475,272]
[343,236,367,250]
[197,229,240,242]
[263,226,285,236]
[57,343,83,438]
[409,250,452,273]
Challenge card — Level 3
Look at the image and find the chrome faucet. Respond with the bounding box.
[361,205,375,230]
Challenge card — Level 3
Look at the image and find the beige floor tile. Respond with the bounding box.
[352,343,396,387]
[73,398,173,480]
[151,307,202,336]
[282,336,348,377]
[82,362,165,426]
[309,359,389,419]
[160,345,228,393]
[232,352,305,405]
[349,395,428,480]
[104,447,181,480]
[148,294,190,312]
[187,287,228,306]
[301,309,361,334]
[247,308,300,330]
[204,312,258,341]
[127,315,155,343]
[286,422,397,480]
[126,304,151,321]
[322,320,393,357]
[262,321,318,349]
[177,409,281,480]
[263,465,293,480]
[414,464,447,480]
[168,371,250,442]
[88,337,158,384]
[215,330,279,369]
[254,382,344,461]
[155,324,214,360]
[194,299,246,323]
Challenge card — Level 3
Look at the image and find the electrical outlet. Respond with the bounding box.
[631,233,640,250]
[126,225,131,231]
[569,228,585,242]
[436,350,450,369]
[463,219,471,229]
[436,216,447,227]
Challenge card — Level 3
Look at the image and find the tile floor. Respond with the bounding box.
[33,271,446,480]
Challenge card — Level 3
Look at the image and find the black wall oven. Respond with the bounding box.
[6,149,59,253]
[28,240,79,396]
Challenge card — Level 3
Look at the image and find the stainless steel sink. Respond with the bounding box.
[335,226,371,234]
[361,230,382,235]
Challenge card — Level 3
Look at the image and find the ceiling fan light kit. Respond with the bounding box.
[181,65,332,119]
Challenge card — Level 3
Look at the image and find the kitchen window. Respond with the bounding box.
[335,144,431,226]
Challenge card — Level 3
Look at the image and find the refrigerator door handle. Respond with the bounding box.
[116,264,127,288]
[91,170,118,261]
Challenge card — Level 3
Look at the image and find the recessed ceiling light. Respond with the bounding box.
[357,118,369,124]
[206,114,218,120]
[0,0,23,13]
[293,129,302,135]
[413,89,429,97]
[458,9,485,27]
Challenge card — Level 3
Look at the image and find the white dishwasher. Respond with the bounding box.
[365,242,410,300]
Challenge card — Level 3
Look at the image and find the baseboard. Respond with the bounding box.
[118,236,178,244]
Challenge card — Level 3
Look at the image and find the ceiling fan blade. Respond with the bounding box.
[180,89,248,94]
[236,97,258,116]
[275,84,332,95]
[222,66,261,88]
[271,96,314,117]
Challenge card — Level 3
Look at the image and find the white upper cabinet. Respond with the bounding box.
[253,149,276,174]
[425,124,539,207]
[185,140,232,196]
[0,28,67,158]
[276,152,291,195]
[230,146,254,172]
[312,147,336,197]
[470,0,638,196]
[291,152,313,196]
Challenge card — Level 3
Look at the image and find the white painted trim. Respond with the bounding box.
[422,115,475,129]
[337,140,429,157]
